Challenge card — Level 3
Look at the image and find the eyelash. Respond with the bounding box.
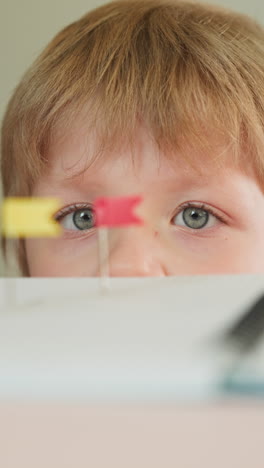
[54,203,93,222]
[54,201,228,227]
[172,202,227,224]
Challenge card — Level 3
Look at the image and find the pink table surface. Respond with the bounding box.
[0,401,263,468]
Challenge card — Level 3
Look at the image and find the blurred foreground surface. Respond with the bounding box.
[1,275,264,467]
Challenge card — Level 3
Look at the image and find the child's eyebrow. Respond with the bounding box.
[42,173,217,200]
[43,159,238,195]
[44,161,227,191]
[45,175,104,196]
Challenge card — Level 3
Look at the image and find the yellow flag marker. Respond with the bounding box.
[1,198,62,237]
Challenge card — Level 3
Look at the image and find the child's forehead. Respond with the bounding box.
[47,114,241,179]
[39,119,259,200]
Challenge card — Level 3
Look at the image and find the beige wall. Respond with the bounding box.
[1,0,263,276]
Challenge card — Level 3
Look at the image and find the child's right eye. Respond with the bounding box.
[55,205,96,231]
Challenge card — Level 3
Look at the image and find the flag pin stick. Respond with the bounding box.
[94,195,143,294]
[8,282,18,310]
[4,278,17,310]
[97,227,110,292]
[2,256,17,311]
[0,201,16,310]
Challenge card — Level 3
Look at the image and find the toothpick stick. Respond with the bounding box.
[5,278,17,310]
[98,227,110,291]
[1,212,16,311]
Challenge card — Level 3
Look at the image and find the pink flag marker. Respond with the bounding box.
[94,196,143,227]
[93,196,143,291]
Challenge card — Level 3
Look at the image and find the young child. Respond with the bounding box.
[2,0,264,277]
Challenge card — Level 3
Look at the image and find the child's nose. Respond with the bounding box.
[99,227,168,277]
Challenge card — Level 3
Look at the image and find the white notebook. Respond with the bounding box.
[0,275,264,401]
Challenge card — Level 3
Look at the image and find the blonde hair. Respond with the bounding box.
[2,0,264,275]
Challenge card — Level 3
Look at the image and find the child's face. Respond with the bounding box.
[25,119,264,277]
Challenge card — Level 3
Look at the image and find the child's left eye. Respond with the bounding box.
[172,205,222,230]
[56,206,96,231]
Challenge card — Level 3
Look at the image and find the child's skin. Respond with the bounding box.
[25,115,264,277]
